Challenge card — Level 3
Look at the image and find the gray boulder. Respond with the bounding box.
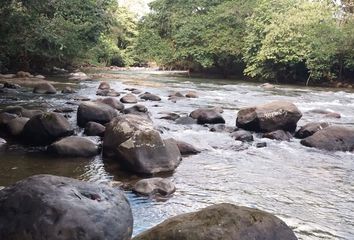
[190,108,225,125]
[33,82,57,94]
[6,117,29,136]
[96,89,120,97]
[231,130,254,142]
[98,81,111,90]
[185,91,198,98]
[22,112,74,146]
[295,122,329,139]
[61,86,76,94]
[175,116,197,125]
[133,178,175,196]
[123,105,150,120]
[176,140,200,155]
[97,98,125,111]
[0,112,17,127]
[103,115,182,174]
[236,101,302,132]
[300,126,354,152]
[84,122,106,137]
[2,106,43,118]
[48,136,99,157]
[133,203,297,240]
[263,130,293,141]
[120,94,138,104]
[139,92,161,101]
[0,175,133,240]
[77,101,117,127]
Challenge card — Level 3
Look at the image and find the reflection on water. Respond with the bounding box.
[0,70,354,240]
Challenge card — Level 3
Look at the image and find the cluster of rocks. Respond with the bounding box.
[0,174,298,240]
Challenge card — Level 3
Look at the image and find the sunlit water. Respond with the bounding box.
[0,69,353,240]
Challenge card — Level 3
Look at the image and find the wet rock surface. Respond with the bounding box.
[133,203,297,240]
[133,178,176,196]
[0,175,133,240]
[77,101,117,127]
[48,136,100,157]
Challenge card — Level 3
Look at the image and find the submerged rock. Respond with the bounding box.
[133,203,297,240]
[300,126,354,152]
[133,178,175,196]
[176,140,200,155]
[96,89,120,97]
[263,130,293,141]
[69,71,90,81]
[160,112,180,121]
[84,122,106,137]
[185,91,198,98]
[295,122,329,139]
[48,136,99,157]
[0,175,133,240]
[123,104,150,120]
[33,82,57,94]
[77,101,117,127]
[103,115,182,174]
[3,81,21,89]
[190,108,225,125]
[236,101,302,132]
[98,81,111,90]
[231,130,254,142]
[175,116,197,125]
[22,112,74,146]
[61,86,76,94]
[120,93,138,104]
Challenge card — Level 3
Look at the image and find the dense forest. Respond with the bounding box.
[1,0,354,83]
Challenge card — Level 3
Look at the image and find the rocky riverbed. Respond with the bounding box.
[0,69,353,240]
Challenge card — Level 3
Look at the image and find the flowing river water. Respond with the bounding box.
[0,69,353,240]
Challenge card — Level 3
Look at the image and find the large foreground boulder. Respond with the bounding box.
[48,136,99,157]
[300,126,354,152]
[133,203,297,240]
[236,101,302,132]
[77,101,117,127]
[190,108,225,125]
[6,117,29,136]
[0,175,133,240]
[103,115,182,174]
[22,112,74,145]
[133,178,175,197]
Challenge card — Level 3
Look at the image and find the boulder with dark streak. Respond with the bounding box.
[103,115,181,174]
[176,140,200,155]
[132,203,297,240]
[295,122,329,139]
[300,126,354,152]
[231,130,254,142]
[263,130,293,141]
[48,136,99,157]
[190,108,225,125]
[133,178,175,196]
[22,112,74,146]
[236,101,302,132]
[77,101,117,127]
[0,175,133,240]
[84,122,106,137]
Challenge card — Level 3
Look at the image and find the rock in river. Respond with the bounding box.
[6,117,29,136]
[295,122,329,139]
[77,101,117,127]
[48,136,100,157]
[236,101,302,132]
[33,82,57,94]
[133,203,297,240]
[176,140,200,155]
[263,130,292,141]
[230,130,254,142]
[97,97,125,111]
[139,92,161,101]
[22,112,74,146]
[300,126,354,152]
[190,108,225,125]
[120,93,138,104]
[84,122,106,137]
[103,114,182,174]
[0,175,133,240]
[133,178,176,196]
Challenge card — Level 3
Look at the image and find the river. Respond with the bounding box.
[0,69,353,240]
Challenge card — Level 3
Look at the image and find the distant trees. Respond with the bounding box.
[135,0,354,83]
[0,0,137,72]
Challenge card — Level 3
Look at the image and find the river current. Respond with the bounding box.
[0,69,353,240]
